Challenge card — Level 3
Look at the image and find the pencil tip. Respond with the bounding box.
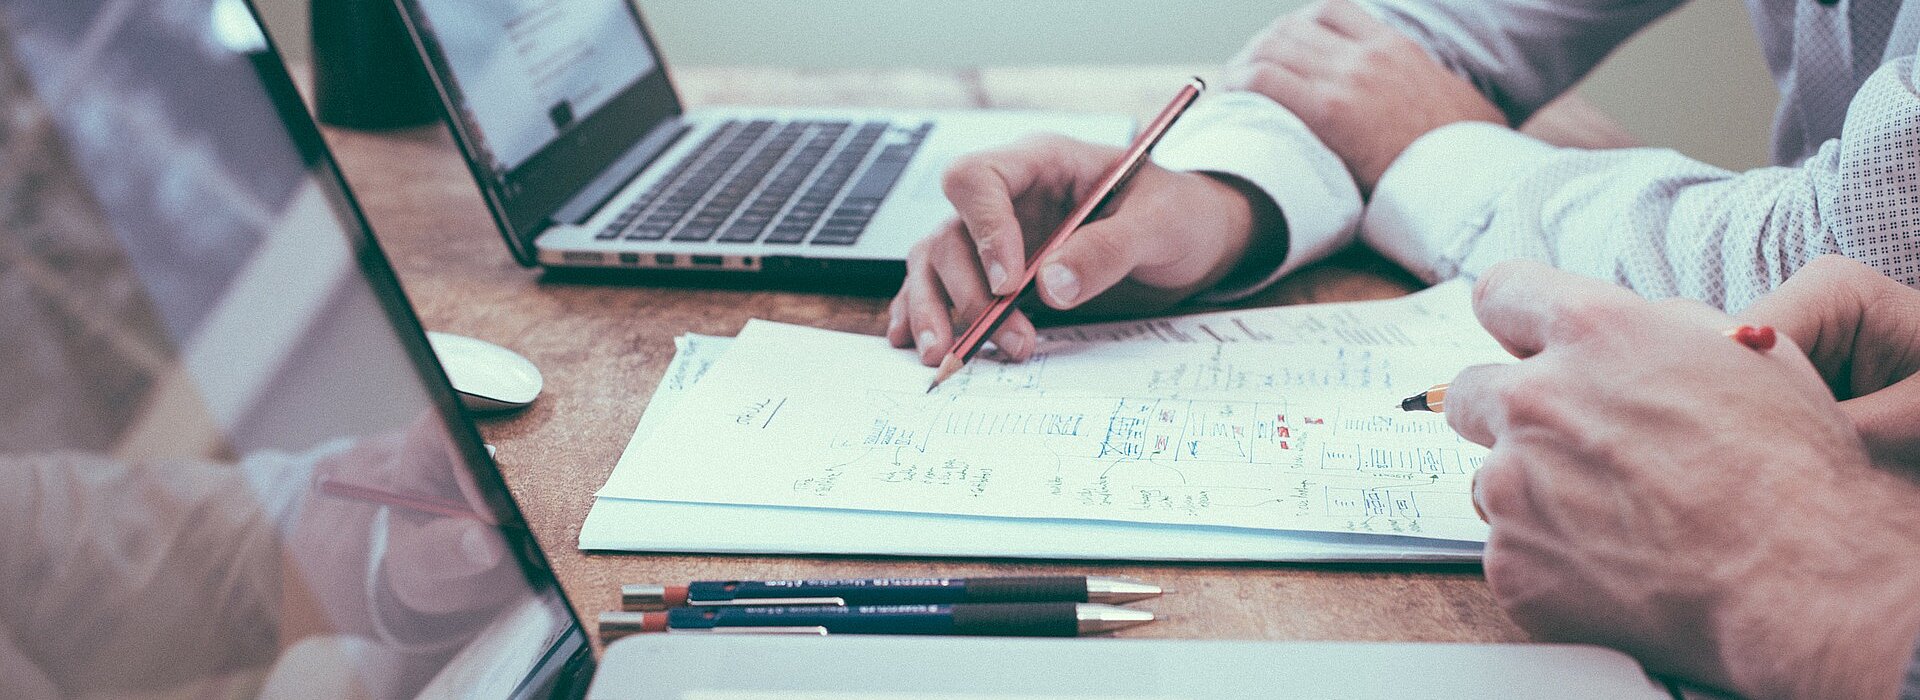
[927,355,963,393]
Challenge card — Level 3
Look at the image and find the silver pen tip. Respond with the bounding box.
[621,584,669,611]
[1085,575,1164,604]
[1075,603,1157,635]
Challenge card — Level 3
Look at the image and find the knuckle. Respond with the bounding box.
[1317,89,1354,116]
[1494,371,1566,429]
[1546,295,1630,344]
[1020,132,1076,154]
[1241,64,1288,98]
[1083,229,1132,268]
[907,239,933,263]
[1474,459,1523,518]
[1472,261,1528,306]
[941,158,991,197]
[1804,253,1856,275]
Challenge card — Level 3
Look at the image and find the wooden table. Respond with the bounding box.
[317,66,1638,650]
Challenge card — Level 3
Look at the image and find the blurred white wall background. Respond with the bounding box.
[256,0,1778,170]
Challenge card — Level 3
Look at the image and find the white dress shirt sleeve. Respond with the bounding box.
[1364,57,1920,311]
[1149,91,1363,302]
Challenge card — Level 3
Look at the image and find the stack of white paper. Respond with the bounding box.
[582,282,1508,562]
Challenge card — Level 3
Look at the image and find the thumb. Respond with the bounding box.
[1840,372,1920,470]
[1032,218,1146,310]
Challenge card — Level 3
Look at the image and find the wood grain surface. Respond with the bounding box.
[316,66,1638,650]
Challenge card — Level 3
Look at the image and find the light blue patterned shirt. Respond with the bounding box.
[1149,0,1920,695]
[1156,0,1920,313]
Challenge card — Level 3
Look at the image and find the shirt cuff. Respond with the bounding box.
[1149,91,1363,302]
[1362,121,1559,283]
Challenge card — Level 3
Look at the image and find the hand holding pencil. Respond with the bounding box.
[889,79,1283,374]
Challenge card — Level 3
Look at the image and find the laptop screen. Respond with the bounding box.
[397,0,682,263]
[0,0,587,697]
[409,0,658,174]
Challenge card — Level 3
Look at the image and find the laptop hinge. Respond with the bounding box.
[552,117,691,226]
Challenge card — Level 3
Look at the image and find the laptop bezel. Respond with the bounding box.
[390,0,686,267]
[244,2,597,693]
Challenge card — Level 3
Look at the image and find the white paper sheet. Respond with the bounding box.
[598,283,1508,544]
[581,333,1480,561]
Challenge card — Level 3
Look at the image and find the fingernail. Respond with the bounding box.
[1471,473,1488,523]
[986,262,1009,293]
[918,330,939,351]
[1041,264,1080,306]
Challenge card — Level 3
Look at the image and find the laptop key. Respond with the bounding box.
[625,224,673,241]
[810,226,864,245]
[764,224,812,244]
[717,223,767,243]
[673,224,719,242]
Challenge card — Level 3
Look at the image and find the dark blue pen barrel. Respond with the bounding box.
[667,603,1081,636]
[961,577,1087,603]
[690,577,1088,605]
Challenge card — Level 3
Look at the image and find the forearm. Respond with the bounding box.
[1356,0,1684,123]
[1364,58,1920,310]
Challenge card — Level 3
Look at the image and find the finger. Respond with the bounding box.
[1233,14,1347,69]
[1739,254,1896,386]
[1222,60,1311,105]
[1842,372,1920,469]
[1314,0,1390,40]
[1443,363,1516,447]
[887,289,912,347]
[944,151,1060,296]
[1470,260,1637,358]
[989,310,1039,362]
[929,230,995,323]
[1268,18,1353,73]
[904,255,957,365]
[1471,451,1525,523]
[385,518,512,616]
[1031,218,1147,310]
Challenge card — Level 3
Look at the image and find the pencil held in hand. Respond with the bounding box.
[927,78,1207,392]
[1400,384,1448,413]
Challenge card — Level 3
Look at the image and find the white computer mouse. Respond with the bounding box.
[426,332,543,412]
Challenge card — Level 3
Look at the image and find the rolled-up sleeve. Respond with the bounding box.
[1151,91,1364,301]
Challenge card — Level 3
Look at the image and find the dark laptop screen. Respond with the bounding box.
[397,0,683,263]
[0,0,586,697]
[410,0,658,174]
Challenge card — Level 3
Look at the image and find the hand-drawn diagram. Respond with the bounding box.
[608,284,1507,542]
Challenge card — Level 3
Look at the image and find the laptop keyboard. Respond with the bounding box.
[596,119,931,247]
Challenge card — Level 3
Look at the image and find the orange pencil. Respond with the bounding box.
[928,78,1207,391]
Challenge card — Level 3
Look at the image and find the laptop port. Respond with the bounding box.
[618,253,640,265]
[691,255,724,267]
[655,254,677,266]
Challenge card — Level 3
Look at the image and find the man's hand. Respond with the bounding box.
[1741,254,1920,470]
[1224,0,1503,194]
[888,135,1277,366]
[1447,261,1920,699]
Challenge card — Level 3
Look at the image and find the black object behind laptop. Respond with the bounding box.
[390,0,1132,281]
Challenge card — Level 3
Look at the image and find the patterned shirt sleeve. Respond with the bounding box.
[1362,56,1920,311]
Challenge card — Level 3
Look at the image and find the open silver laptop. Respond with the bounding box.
[390,0,1132,281]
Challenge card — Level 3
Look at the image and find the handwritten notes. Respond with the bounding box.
[598,283,1510,542]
